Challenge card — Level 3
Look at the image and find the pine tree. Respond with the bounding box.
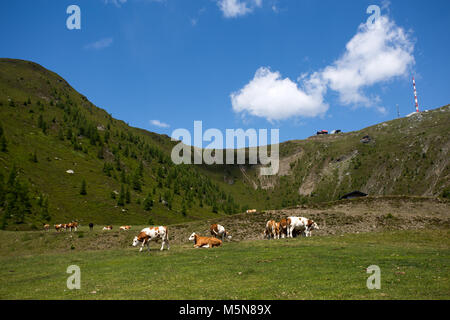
[80,179,87,195]
[0,135,7,152]
[30,151,38,163]
[58,127,65,141]
[97,145,104,159]
[143,193,153,211]
[117,185,125,206]
[181,201,187,217]
[125,186,131,204]
[40,196,51,222]
[132,170,142,192]
[138,161,144,177]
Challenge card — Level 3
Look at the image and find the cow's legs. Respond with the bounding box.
[140,239,147,252]
[160,240,165,251]
[287,226,293,238]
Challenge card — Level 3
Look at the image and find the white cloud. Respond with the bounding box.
[231,15,414,121]
[321,15,414,106]
[231,67,328,121]
[218,0,262,18]
[84,37,114,50]
[150,120,170,128]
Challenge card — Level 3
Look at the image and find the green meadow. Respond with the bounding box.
[1,229,448,300]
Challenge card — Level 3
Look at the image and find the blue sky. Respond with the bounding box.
[1,0,449,146]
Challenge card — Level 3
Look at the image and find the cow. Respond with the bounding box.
[246,209,257,214]
[119,226,132,231]
[89,223,94,231]
[132,226,170,252]
[54,224,63,232]
[43,224,50,231]
[278,218,289,239]
[264,220,278,240]
[210,224,232,241]
[188,233,222,248]
[61,223,68,231]
[286,217,319,238]
[67,222,78,232]
[103,226,113,230]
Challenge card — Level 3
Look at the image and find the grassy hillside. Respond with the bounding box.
[227,105,450,208]
[0,58,246,229]
[0,58,449,230]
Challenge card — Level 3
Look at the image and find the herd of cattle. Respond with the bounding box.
[45,216,319,252]
[44,222,79,232]
[264,217,319,239]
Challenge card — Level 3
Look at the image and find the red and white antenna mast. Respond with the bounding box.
[413,76,419,113]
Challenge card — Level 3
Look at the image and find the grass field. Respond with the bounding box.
[1,229,448,300]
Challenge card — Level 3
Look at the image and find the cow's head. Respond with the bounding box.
[308,220,319,231]
[188,233,197,241]
[132,236,140,247]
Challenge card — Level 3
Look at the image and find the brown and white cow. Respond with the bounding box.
[286,217,319,238]
[119,225,132,231]
[132,226,170,252]
[278,218,289,239]
[189,233,222,248]
[210,224,232,241]
[67,222,78,232]
[246,209,257,214]
[43,224,50,231]
[264,220,278,239]
[103,225,113,230]
[54,224,63,232]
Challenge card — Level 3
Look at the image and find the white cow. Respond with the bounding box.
[132,226,170,252]
[286,217,319,238]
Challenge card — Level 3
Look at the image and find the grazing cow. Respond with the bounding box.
[119,226,132,231]
[66,222,78,232]
[210,224,232,241]
[246,209,257,214]
[54,224,63,232]
[278,218,289,239]
[89,223,94,231]
[61,223,68,231]
[103,226,113,230]
[286,217,319,238]
[264,220,278,240]
[132,226,170,252]
[188,233,222,248]
[43,224,50,231]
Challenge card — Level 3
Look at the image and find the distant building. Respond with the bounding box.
[339,191,368,200]
[406,111,419,117]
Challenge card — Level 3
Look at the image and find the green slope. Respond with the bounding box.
[0,58,244,229]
